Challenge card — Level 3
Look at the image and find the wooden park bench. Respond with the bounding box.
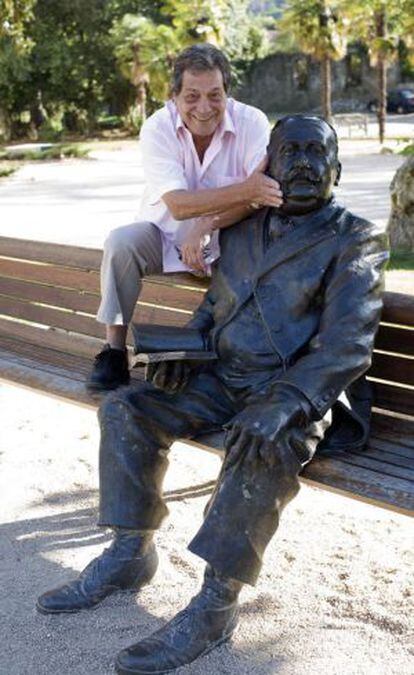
[333,113,369,138]
[0,235,413,517]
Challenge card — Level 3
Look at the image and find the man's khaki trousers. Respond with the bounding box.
[97,222,163,326]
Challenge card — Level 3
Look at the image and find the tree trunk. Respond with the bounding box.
[375,9,387,144]
[136,81,147,122]
[321,55,332,122]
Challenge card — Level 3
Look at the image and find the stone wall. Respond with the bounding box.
[235,52,401,114]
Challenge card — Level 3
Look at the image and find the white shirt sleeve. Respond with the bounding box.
[242,109,271,176]
[139,118,188,206]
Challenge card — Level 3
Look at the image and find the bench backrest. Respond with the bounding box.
[1,236,413,421]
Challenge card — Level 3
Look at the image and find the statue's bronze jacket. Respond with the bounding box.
[189,200,389,452]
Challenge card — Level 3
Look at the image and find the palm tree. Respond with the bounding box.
[278,0,347,121]
[344,0,409,143]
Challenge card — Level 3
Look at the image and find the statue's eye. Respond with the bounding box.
[310,144,325,155]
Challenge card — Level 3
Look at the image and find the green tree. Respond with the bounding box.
[0,0,162,138]
[0,0,36,45]
[111,0,268,129]
[278,0,347,121]
[111,14,178,125]
[0,0,36,138]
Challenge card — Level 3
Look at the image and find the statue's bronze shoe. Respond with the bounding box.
[36,532,157,614]
[115,568,240,674]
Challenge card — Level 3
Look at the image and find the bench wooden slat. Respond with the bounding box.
[0,319,102,359]
[0,277,100,314]
[370,412,414,444]
[0,236,209,290]
[301,456,414,516]
[375,324,414,357]
[0,258,100,293]
[363,445,413,467]
[0,340,144,386]
[369,352,414,387]
[0,236,102,270]
[0,295,189,338]
[368,435,413,460]
[0,275,204,315]
[371,381,414,417]
[329,449,414,482]
[381,292,414,327]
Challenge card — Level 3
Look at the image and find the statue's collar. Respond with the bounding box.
[270,197,340,230]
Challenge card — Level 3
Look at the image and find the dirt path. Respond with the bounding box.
[1,383,412,675]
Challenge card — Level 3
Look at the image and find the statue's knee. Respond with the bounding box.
[98,389,132,429]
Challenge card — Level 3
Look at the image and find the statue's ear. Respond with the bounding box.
[334,161,342,186]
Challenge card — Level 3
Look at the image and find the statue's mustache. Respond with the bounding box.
[285,168,321,184]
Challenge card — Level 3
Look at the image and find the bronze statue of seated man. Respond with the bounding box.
[36,114,389,675]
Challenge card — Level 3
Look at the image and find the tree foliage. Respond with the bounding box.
[277,1,348,120]
[343,0,412,142]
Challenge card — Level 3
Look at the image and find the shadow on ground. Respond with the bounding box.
[0,485,290,674]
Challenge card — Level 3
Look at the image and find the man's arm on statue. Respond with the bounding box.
[162,158,282,221]
[178,206,258,272]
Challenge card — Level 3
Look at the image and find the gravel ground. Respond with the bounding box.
[0,383,412,675]
[1,131,413,674]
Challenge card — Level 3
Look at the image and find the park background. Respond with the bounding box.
[0,2,413,674]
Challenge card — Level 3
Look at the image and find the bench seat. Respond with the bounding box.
[1,236,413,517]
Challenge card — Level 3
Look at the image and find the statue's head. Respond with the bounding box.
[267,114,342,215]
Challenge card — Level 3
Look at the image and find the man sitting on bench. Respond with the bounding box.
[87,42,280,393]
[37,115,389,675]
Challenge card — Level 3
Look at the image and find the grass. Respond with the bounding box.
[0,163,16,178]
[0,143,90,161]
[388,250,414,270]
[399,143,414,156]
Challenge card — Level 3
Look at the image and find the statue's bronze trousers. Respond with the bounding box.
[98,370,329,585]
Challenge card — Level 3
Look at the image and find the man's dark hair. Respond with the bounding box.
[269,114,339,158]
[171,43,232,95]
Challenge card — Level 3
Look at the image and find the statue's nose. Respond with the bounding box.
[293,154,312,169]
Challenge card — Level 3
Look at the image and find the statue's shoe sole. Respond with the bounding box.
[36,548,158,615]
[115,631,235,674]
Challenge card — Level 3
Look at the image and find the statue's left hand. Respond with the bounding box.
[146,360,192,393]
[224,390,310,468]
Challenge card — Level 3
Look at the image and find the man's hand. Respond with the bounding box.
[244,156,283,209]
[224,390,310,468]
[180,217,215,271]
[145,360,193,394]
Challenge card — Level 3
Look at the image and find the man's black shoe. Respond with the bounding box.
[115,566,241,674]
[86,344,130,392]
[36,531,157,614]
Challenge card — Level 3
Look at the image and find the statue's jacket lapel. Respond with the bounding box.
[210,203,342,365]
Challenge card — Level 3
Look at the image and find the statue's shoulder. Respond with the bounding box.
[220,208,269,244]
[335,206,384,240]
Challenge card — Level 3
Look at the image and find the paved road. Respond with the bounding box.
[0,138,407,248]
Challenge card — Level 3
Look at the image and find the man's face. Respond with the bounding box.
[268,118,341,215]
[174,68,227,139]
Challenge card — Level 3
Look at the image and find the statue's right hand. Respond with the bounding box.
[145,360,192,393]
[244,157,283,208]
